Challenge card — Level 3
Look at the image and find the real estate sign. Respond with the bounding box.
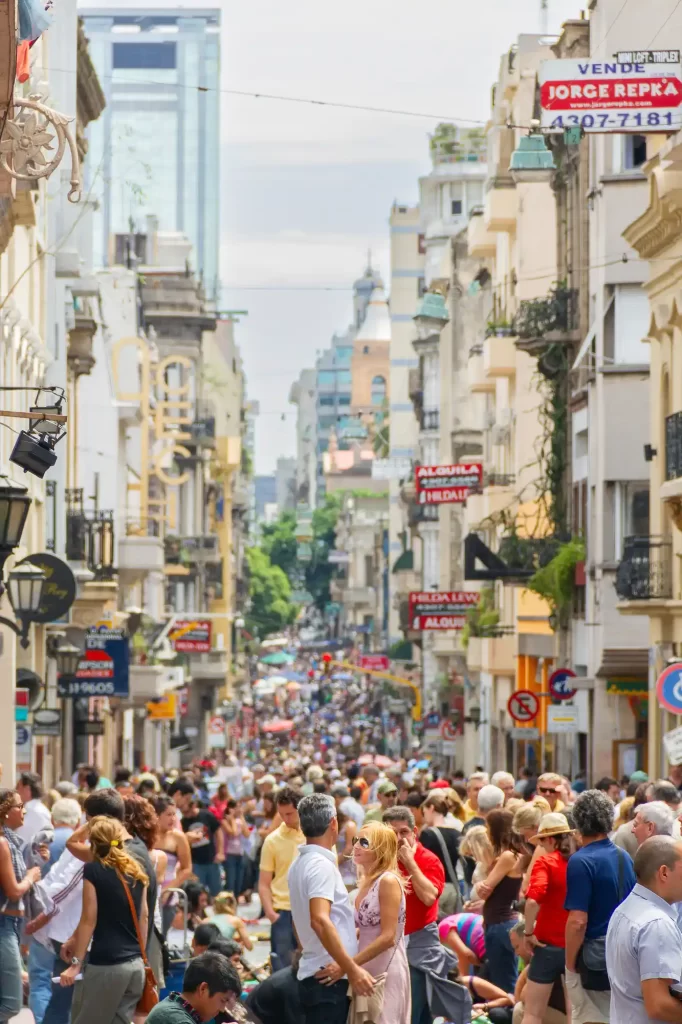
[415,463,482,504]
[409,591,480,630]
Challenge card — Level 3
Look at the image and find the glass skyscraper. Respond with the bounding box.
[81,8,221,298]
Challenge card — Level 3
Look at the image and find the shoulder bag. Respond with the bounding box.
[119,873,159,1013]
[424,827,463,920]
[577,845,626,992]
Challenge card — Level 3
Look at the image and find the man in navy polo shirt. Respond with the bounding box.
[565,789,636,1024]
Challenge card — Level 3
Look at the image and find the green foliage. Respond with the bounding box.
[348,489,389,500]
[460,587,500,648]
[261,511,298,578]
[526,538,585,625]
[306,495,341,610]
[241,446,253,478]
[244,547,297,638]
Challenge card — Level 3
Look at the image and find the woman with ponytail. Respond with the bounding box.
[60,816,150,1024]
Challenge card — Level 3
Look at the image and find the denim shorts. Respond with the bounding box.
[528,943,566,985]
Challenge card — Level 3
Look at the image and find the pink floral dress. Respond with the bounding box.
[355,873,411,1024]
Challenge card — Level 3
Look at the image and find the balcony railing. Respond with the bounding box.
[615,536,673,601]
[420,409,440,431]
[485,471,516,487]
[409,502,440,526]
[66,510,115,579]
[666,412,682,480]
[514,286,578,341]
[188,400,217,447]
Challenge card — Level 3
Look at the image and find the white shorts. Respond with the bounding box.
[565,968,610,1024]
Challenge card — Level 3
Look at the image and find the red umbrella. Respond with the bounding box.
[261,719,294,734]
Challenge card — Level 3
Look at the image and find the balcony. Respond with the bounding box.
[408,502,439,527]
[615,536,673,601]
[344,585,376,608]
[484,177,516,233]
[187,400,216,449]
[466,476,515,529]
[119,524,165,575]
[128,664,167,704]
[66,510,115,579]
[483,333,516,377]
[514,286,580,355]
[468,344,495,394]
[179,535,220,564]
[189,649,228,683]
[468,208,496,258]
[420,409,440,432]
[67,296,97,377]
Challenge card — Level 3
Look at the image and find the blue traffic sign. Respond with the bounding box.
[657,664,682,714]
[15,725,30,746]
[549,668,577,701]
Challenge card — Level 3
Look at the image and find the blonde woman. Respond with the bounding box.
[460,824,493,908]
[513,803,544,897]
[209,891,253,950]
[60,817,149,1024]
[317,821,410,1024]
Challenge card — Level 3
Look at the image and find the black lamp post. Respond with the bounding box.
[0,477,32,590]
[0,562,46,648]
[54,641,83,679]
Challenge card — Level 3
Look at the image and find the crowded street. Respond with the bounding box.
[5,0,682,1023]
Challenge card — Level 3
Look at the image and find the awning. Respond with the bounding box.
[392,549,414,573]
[606,679,648,696]
[596,648,648,681]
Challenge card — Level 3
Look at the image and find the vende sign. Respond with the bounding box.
[409,591,480,630]
[415,463,482,505]
[358,654,390,671]
[539,59,682,132]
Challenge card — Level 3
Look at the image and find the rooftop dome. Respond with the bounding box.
[355,284,391,343]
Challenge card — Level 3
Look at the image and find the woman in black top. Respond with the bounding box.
[60,816,149,1024]
[476,809,526,995]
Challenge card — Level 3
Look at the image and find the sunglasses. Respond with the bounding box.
[351,836,371,849]
[538,787,558,795]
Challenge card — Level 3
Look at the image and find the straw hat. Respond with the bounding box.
[530,812,574,845]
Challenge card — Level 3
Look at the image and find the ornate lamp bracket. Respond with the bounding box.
[0,96,81,203]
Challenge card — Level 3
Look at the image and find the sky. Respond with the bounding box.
[83,0,585,473]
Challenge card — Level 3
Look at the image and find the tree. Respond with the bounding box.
[305,494,341,610]
[260,511,298,579]
[244,547,297,637]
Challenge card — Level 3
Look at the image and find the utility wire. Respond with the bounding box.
[647,0,682,45]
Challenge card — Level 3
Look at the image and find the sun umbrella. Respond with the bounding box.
[267,675,289,685]
[415,759,431,770]
[356,754,396,768]
[261,719,294,734]
[261,652,295,666]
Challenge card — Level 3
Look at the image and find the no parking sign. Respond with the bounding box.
[656,664,682,714]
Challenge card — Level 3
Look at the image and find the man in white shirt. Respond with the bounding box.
[288,794,374,1024]
[16,772,52,845]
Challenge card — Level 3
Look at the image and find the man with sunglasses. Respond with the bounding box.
[536,773,565,812]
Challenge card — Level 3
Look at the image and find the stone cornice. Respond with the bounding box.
[623,159,682,260]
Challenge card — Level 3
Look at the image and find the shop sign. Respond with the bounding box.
[546,704,579,733]
[169,619,212,653]
[147,692,177,721]
[539,58,682,132]
[75,719,105,736]
[15,687,28,722]
[372,457,412,481]
[32,708,62,737]
[17,553,76,623]
[359,654,390,671]
[58,627,130,698]
[415,464,482,504]
[409,591,479,630]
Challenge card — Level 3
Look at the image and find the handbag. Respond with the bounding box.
[577,846,625,991]
[119,873,159,1013]
[425,827,463,920]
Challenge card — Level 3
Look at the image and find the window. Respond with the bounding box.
[337,394,351,406]
[319,394,335,406]
[337,369,352,386]
[112,42,176,69]
[418,276,427,298]
[451,199,463,215]
[335,346,353,367]
[624,135,647,170]
[318,370,336,387]
[363,345,370,355]
[371,376,387,407]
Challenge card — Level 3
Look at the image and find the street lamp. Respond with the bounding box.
[509,133,556,184]
[0,562,46,648]
[0,477,32,587]
[54,641,83,679]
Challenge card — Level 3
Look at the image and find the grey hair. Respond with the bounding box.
[510,919,526,939]
[51,797,81,828]
[491,772,515,790]
[55,781,77,797]
[298,794,336,838]
[468,771,489,785]
[572,789,614,837]
[634,834,682,883]
[382,805,415,830]
[478,785,505,813]
[651,780,681,808]
[636,801,675,836]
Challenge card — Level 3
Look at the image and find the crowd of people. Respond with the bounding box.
[2,755,682,1024]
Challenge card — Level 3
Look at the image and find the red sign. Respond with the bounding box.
[541,76,682,111]
[76,649,114,678]
[359,655,390,672]
[548,668,577,700]
[415,464,482,505]
[170,619,212,653]
[507,690,540,723]
[409,591,480,630]
[441,719,458,740]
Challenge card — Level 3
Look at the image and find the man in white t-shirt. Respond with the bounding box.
[288,794,374,1024]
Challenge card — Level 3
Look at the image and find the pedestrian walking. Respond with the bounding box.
[0,788,43,1023]
[15,772,52,845]
[152,795,193,935]
[258,786,304,971]
[606,835,682,1024]
[289,794,374,1024]
[219,800,250,897]
[564,789,636,1024]
[182,795,223,896]
[462,772,489,822]
[59,816,149,1024]
[476,808,525,994]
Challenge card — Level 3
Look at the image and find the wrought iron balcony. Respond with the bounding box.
[513,286,579,345]
[666,412,682,480]
[420,409,440,431]
[66,508,115,579]
[408,502,439,527]
[187,400,217,448]
[615,536,672,601]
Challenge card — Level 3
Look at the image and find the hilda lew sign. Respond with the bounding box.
[409,591,480,630]
[539,57,682,132]
[415,463,482,504]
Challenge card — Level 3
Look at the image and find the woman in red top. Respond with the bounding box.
[522,812,575,1024]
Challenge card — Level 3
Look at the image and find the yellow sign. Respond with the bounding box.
[146,692,177,721]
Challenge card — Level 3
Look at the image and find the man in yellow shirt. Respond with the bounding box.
[536,772,565,812]
[258,787,304,971]
[462,771,489,821]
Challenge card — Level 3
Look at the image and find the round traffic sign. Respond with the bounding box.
[548,668,577,701]
[656,664,682,714]
[441,719,457,740]
[507,690,540,723]
[15,725,30,746]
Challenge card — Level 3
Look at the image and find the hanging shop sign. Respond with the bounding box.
[415,464,482,504]
[207,715,227,749]
[58,626,130,698]
[409,591,480,630]
[169,619,212,653]
[17,552,76,623]
[539,58,682,132]
[358,654,390,671]
[32,708,62,737]
[615,50,680,65]
[147,692,177,721]
[372,457,412,481]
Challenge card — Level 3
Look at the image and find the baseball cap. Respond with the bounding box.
[378,781,398,796]
[429,779,450,790]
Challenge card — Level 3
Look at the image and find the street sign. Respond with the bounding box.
[58,627,130,698]
[423,711,442,729]
[507,690,540,723]
[170,619,212,653]
[208,715,226,749]
[16,724,31,771]
[615,50,680,65]
[656,664,682,714]
[415,463,482,505]
[147,692,177,721]
[409,591,480,630]
[32,708,62,737]
[510,726,540,741]
[548,668,577,701]
[15,687,29,722]
[441,719,458,741]
[664,725,682,766]
[372,457,412,481]
[539,58,682,133]
[359,654,390,672]
[441,739,457,756]
[546,705,579,734]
